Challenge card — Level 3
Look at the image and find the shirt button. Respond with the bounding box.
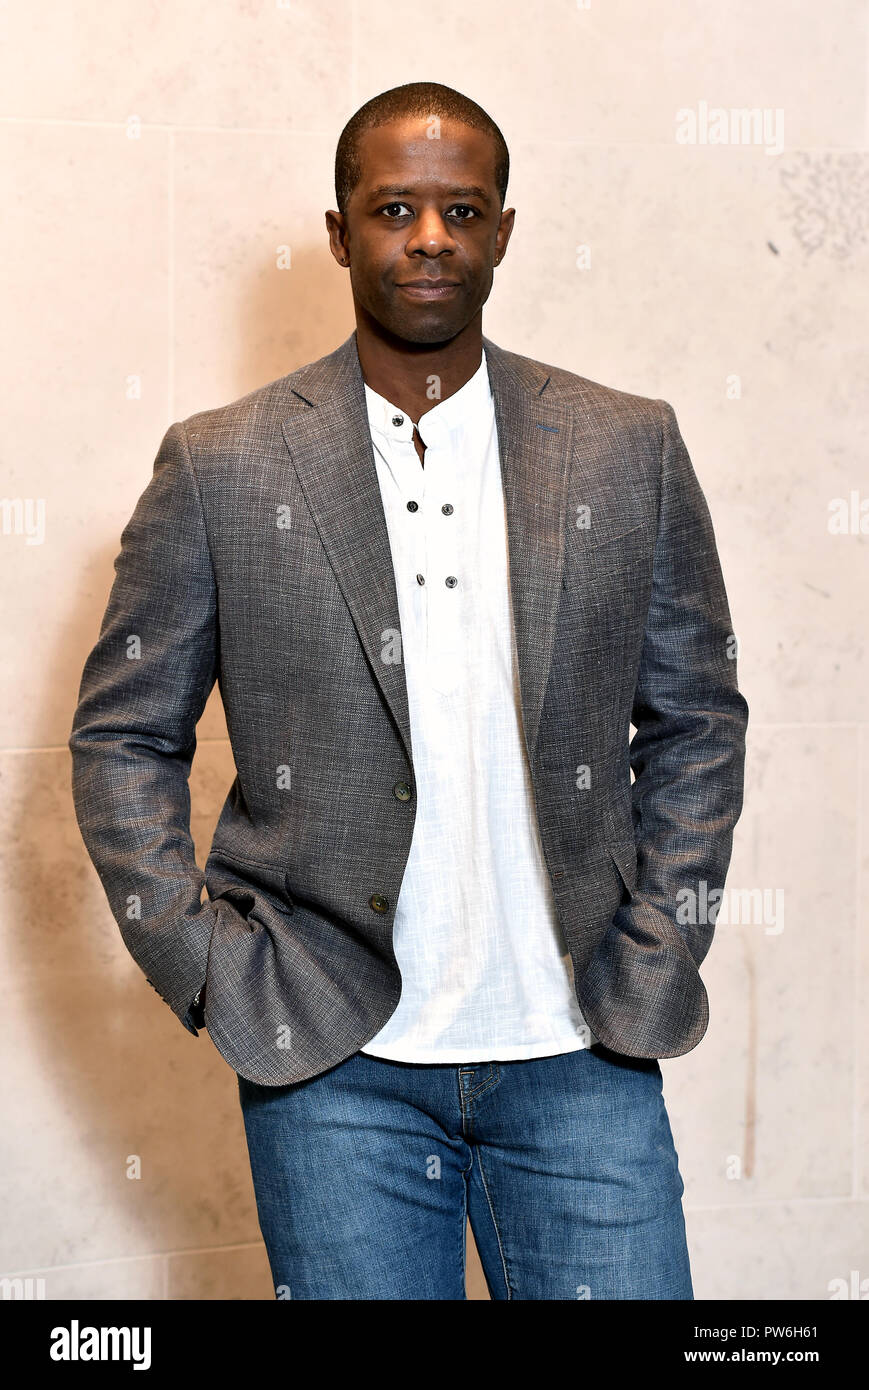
[393,781,412,801]
[441,503,454,515]
[416,573,425,585]
[369,894,389,913]
[445,575,458,588]
[392,415,404,427]
[407,500,419,512]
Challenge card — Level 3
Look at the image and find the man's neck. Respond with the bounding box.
[355,311,484,424]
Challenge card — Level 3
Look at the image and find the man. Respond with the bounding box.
[69,81,748,1301]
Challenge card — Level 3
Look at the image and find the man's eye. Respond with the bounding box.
[379,203,480,221]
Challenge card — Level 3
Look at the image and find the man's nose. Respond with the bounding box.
[405,209,456,257]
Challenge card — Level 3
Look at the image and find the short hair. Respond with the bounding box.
[334,81,509,217]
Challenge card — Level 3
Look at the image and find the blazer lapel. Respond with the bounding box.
[482,336,575,762]
[279,334,415,765]
[279,330,576,773]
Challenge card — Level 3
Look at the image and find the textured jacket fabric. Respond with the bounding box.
[69,330,748,1085]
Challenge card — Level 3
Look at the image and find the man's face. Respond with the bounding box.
[331,117,514,345]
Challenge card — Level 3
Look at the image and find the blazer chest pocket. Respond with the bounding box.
[564,521,653,586]
[560,524,654,638]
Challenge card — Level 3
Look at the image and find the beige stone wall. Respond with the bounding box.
[2,1,867,1300]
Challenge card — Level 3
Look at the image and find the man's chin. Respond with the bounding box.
[379,315,468,348]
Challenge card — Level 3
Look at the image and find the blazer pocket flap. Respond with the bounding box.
[608,841,638,894]
[563,521,654,590]
[586,520,647,553]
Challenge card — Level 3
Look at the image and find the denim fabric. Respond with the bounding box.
[238,1041,693,1300]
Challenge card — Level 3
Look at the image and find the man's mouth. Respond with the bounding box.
[396,280,460,300]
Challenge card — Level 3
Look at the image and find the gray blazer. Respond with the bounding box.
[69,330,748,1085]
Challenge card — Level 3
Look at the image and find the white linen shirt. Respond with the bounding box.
[359,350,595,1062]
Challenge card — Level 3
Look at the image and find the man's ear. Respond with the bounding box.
[325,209,350,267]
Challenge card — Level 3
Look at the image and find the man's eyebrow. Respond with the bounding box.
[365,183,493,206]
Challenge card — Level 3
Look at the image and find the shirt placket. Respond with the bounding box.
[424,421,462,696]
[370,412,427,691]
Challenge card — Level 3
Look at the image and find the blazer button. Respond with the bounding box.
[369,894,389,913]
[393,780,412,801]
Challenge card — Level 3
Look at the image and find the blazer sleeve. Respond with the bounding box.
[68,420,219,1035]
[626,400,749,966]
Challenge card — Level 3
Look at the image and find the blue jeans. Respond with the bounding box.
[237,1042,693,1300]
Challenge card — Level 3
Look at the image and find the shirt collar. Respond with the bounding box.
[364,349,491,446]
